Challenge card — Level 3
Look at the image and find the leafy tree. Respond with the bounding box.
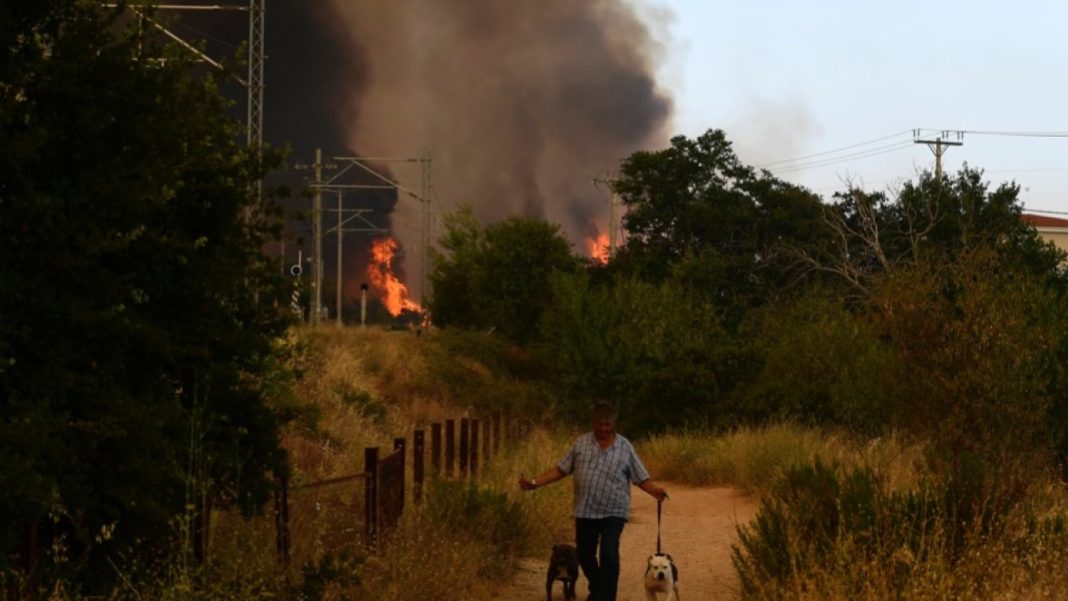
[540,273,758,433]
[612,129,825,313]
[868,249,1056,459]
[0,1,290,592]
[429,208,578,342]
[794,167,1066,298]
[739,290,896,432]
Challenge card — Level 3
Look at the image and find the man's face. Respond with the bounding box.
[593,417,616,442]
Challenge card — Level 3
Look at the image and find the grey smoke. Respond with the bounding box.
[330,0,673,284]
[181,0,674,302]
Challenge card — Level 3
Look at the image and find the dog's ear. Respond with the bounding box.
[666,553,673,562]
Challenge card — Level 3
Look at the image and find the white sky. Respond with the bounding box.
[655,0,1068,213]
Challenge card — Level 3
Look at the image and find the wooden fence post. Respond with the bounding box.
[394,437,407,517]
[431,422,442,477]
[470,419,480,478]
[16,522,38,601]
[414,429,425,505]
[493,412,501,454]
[482,418,491,465]
[445,419,455,478]
[364,447,379,551]
[274,475,289,565]
[459,418,469,478]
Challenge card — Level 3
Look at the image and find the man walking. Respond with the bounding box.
[519,403,667,601]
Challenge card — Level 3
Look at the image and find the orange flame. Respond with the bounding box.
[367,237,421,316]
[586,232,611,264]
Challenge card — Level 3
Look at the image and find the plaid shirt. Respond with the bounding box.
[556,432,650,520]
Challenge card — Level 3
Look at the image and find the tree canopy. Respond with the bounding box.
[0,1,290,591]
[429,207,578,343]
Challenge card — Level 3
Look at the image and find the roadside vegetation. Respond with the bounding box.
[9,3,1068,600]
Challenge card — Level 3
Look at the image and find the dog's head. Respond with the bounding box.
[550,543,579,578]
[646,553,676,583]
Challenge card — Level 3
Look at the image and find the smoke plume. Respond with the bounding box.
[181,0,673,303]
[329,0,673,292]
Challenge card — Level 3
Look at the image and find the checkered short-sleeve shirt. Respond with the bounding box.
[556,432,650,520]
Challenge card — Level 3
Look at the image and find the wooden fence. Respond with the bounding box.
[273,412,525,562]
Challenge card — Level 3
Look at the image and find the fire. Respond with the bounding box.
[367,237,421,316]
[587,232,611,264]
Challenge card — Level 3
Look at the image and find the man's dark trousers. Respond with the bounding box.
[575,517,626,601]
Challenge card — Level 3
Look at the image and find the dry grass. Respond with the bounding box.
[643,424,1068,600]
[639,423,926,495]
[154,325,571,600]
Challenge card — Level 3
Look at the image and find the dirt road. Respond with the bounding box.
[493,484,760,601]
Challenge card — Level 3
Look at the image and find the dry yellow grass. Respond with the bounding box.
[184,326,571,600]
[639,423,926,495]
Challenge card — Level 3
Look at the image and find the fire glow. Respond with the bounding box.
[367,237,421,316]
[587,232,610,264]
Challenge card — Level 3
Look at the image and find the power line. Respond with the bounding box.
[758,130,913,168]
[916,128,1068,138]
[770,141,914,174]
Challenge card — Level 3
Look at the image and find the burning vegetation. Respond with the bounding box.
[367,237,421,316]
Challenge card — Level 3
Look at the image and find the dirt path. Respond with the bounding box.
[493,484,760,601]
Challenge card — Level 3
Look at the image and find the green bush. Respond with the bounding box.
[732,455,1053,598]
[424,479,528,574]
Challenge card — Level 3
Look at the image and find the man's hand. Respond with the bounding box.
[518,474,536,491]
[639,479,668,502]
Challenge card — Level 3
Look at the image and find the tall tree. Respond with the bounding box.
[794,167,1065,298]
[0,1,290,592]
[429,208,578,343]
[612,129,825,308]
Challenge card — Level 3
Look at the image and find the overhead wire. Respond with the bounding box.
[914,128,1068,139]
[758,129,914,168]
[769,141,915,175]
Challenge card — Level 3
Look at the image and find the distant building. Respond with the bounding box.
[1022,213,1068,256]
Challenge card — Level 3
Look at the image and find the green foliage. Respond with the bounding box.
[802,167,1066,298]
[740,291,896,432]
[424,479,528,575]
[732,456,1049,598]
[612,128,825,309]
[540,272,757,433]
[338,386,387,423]
[429,208,579,342]
[869,250,1057,457]
[0,1,291,592]
[290,550,364,601]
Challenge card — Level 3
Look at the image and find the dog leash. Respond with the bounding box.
[656,496,662,555]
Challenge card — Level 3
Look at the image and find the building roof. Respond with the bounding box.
[1021,213,1068,229]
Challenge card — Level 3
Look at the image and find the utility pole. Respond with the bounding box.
[608,189,619,255]
[421,150,432,307]
[246,0,265,204]
[106,1,265,202]
[323,204,379,325]
[913,130,963,184]
[313,148,323,325]
[593,174,620,256]
[336,189,343,327]
[329,153,432,308]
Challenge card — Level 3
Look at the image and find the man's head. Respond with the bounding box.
[592,402,617,442]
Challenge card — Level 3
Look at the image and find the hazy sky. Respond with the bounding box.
[656,0,1068,213]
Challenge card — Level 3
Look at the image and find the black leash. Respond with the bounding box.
[655,491,670,554]
[656,496,662,555]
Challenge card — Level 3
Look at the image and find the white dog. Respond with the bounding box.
[643,553,679,601]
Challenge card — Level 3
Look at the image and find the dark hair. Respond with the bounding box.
[592,402,618,422]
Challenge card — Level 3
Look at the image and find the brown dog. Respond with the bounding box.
[546,543,579,601]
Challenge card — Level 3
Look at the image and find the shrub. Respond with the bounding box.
[424,479,529,574]
[732,455,1059,599]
